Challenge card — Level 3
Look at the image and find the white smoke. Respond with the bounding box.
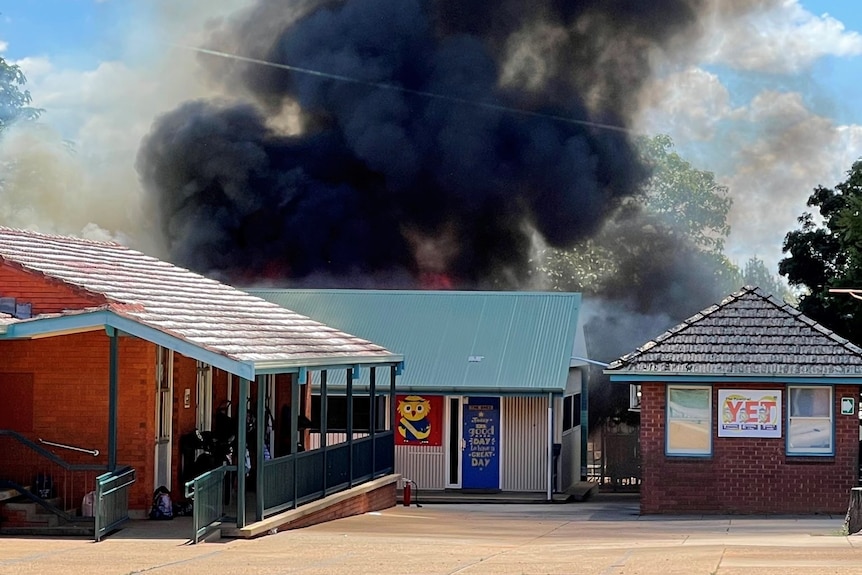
[4,1,254,255]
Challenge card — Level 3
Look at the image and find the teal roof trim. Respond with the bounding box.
[2,310,258,380]
[247,289,582,395]
[1,310,402,380]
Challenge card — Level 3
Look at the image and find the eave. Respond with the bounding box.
[608,371,862,385]
[0,309,402,381]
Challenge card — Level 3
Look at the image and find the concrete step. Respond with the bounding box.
[1,497,78,528]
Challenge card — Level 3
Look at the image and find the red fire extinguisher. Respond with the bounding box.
[403,479,412,507]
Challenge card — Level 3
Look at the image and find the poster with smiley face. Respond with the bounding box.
[395,394,444,446]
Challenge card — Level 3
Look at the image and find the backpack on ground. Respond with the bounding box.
[149,486,173,520]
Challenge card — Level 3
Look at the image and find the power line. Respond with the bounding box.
[176,44,634,135]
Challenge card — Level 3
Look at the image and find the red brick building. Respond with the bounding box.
[0,227,402,539]
[606,286,862,515]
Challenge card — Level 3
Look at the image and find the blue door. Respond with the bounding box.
[461,397,500,490]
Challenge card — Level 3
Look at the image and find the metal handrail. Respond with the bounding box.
[39,438,100,457]
[0,430,105,471]
[94,466,136,542]
[186,464,236,544]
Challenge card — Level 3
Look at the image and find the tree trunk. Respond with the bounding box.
[844,487,862,535]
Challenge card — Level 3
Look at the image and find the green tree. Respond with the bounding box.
[0,56,42,132]
[639,134,732,254]
[779,159,862,343]
[741,256,794,302]
[535,135,741,430]
[536,134,738,302]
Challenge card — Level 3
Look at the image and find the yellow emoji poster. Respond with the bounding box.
[395,395,443,446]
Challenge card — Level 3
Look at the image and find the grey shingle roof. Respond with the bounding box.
[606,286,862,376]
[0,227,398,368]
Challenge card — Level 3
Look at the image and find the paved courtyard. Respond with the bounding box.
[1,496,861,574]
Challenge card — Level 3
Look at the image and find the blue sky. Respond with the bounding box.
[1,1,123,66]
[1,0,862,277]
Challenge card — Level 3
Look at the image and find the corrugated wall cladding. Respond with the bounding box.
[395,445,446,490]
[309,434,448,491]
[502,396,548,492]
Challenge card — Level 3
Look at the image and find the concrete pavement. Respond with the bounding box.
[1,495,861,574]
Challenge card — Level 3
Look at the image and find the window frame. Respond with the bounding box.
[665,385,712,457]
[786,385,834,456]
[562,393,581,432]
[310,394,387,433]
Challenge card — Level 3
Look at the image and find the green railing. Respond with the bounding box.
[261,430,394,517]
[94,466,136,542]
[185,464,236,544]
[0,430,107,530]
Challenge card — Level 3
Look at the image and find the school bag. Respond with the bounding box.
[149,486,174,520]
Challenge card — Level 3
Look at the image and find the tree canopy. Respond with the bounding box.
[536,134,738,304]
[0,56,42,133]
[639,134,732,254]
[779,159,862,344]
[536,134,794,429]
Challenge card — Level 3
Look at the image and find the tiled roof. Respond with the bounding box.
[0,227,398,368]
[606,286,862,377]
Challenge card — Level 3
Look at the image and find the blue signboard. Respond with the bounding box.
[461,396,500,489]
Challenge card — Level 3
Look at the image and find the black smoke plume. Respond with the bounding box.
[137,0,706,288]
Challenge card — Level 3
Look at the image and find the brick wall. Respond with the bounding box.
[640,381,859,514]
[0,263,105,313]
[171,354,199,494]
[0,332,155,512]
[276,482,396,531]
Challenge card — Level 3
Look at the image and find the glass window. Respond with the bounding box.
[572,393,581,428]
[630,384,642,411]
[787,386,833,455]
[310,395,387,432]
[562,394,582,432]
[666,386,711,456]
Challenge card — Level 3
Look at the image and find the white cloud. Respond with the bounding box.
[638,80,862,273]
[699,1,862,73]
[636,67,737,141]
[0,40,7,53]
[719,91,859,266]
[633,1,862,275]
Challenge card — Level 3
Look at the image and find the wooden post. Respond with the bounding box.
[844,487,862,534]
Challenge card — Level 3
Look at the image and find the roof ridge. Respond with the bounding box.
[608,284,862,373]
[612,289,743,366]
[0,226,123,248]
[743,284,862,355]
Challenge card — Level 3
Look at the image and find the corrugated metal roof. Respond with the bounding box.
[606,285,862,377]
[247,289,582,394]
[0,227,399,372]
